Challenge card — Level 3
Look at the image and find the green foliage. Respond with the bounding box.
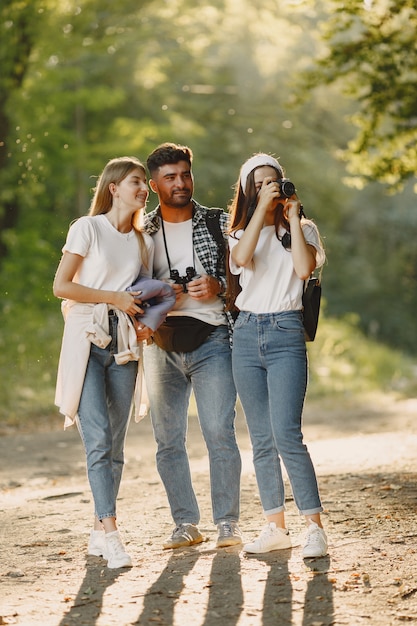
[301,0,417,192]
[0,303,415,429]
[1,0,417,426]
[308,310,417,397]
[0,306,63,427]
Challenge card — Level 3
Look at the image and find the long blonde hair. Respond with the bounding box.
[89,156,148,267]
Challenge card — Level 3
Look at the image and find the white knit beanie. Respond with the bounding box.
[240,154,283,195]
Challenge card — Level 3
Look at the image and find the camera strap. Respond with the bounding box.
[158,208,196,275]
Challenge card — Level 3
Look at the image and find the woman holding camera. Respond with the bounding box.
[228,153,327,558]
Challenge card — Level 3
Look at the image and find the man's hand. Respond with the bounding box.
[186,274,222,300]
[170,283,185,299]
[134,322,153,341]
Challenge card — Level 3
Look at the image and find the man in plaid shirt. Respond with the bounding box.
[140,143,242,550]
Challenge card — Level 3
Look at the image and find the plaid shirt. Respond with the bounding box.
[143,200,229,292]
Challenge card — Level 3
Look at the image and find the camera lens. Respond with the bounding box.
[280,179,296,198]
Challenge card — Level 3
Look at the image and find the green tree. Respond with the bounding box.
[302,0,417,192]
[4,0,417,427]
[0,0,45,259]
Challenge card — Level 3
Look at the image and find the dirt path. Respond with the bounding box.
[1,394,417,626]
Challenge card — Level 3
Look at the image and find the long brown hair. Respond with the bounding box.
[229,166,288,234]
[89,156,149,267]
[226,162,288,312]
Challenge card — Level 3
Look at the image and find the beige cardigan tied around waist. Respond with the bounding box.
[55,301,148,429]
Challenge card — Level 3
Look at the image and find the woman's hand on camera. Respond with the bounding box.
[284,197,302,223]
[257,176,281,211]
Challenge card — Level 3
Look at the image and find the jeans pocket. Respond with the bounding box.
[233,311,250,330]
[272,313,304,335]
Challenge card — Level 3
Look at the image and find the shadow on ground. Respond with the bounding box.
[1,396,417,625]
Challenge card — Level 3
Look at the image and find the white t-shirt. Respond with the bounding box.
[229,220,325,314]
[63,214,153,291]
[152,219,225,325]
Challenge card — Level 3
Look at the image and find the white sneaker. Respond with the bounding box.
[243,522,291,554]
[302,521,328,558]
[88,529,107,559]
[105,531,133,569]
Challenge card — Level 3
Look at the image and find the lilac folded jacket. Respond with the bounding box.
[127,276,176,331]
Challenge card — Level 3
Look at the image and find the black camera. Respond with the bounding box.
[170,266,200,292]
[269,178,296,198]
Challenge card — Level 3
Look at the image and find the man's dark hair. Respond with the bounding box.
[146,142,193,176]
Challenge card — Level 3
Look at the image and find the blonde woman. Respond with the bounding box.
[54,157,154,568]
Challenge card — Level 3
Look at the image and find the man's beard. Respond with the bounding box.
[167,190,192,207]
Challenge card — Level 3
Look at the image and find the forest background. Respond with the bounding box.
[1,0,417,428]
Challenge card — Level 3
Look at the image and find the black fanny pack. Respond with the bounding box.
[152,316,215,352]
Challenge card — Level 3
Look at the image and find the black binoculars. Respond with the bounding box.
[170,266,200,292]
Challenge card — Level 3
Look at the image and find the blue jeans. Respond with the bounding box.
[232,311,322,516]
[77,313,138,520]
[144,325,241,525]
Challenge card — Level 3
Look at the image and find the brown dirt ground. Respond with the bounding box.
[1,393,417,626]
